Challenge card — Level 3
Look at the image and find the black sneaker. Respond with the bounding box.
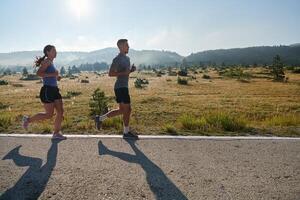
[95,115,102,130]
[123,131,139,140]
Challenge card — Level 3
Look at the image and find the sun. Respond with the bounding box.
[66,0,93,20]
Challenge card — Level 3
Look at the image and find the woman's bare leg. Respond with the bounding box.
[53,99,64,134]
[28,103,54,123]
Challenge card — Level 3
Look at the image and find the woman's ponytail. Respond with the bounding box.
[34,44,54,67]
[34,54,47,67]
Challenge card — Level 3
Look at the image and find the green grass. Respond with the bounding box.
[178,112,247,132]
[162,123,178,134]
[102,117,123,130]
[179,114,208,131]
[0,113,12,131]
[0,69,299,136]
[265,114,300,127]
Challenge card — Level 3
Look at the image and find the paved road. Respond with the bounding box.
[0,136,299,200]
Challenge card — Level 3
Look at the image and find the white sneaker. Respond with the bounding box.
[22,116,29,130]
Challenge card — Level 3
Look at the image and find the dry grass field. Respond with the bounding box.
[0,67,299,136]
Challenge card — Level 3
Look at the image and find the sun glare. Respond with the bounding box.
[66,0,93,20]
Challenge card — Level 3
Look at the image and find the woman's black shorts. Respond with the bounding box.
[40,85,62,103]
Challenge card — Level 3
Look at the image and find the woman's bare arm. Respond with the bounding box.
[36,60,58,78]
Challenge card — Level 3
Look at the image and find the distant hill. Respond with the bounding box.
[1,44,299,70]
[185,45,300,66]
[0,48,183,68]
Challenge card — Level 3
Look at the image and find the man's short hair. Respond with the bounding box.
[117,39,128,48]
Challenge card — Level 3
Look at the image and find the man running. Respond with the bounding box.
[95,39,138,139]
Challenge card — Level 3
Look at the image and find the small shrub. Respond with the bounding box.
[178,70,188,76]
[202,74,211,79]
[177,77,188,85]
[89,88,108,116]
[134,78,149,88]
[168,71,177,76]
[0,80,8,85]
[20,74,40,81]
[292,67,300,74]
[81,79,89,83]
[163,124,177,134]
[0,102,9,110]
[0,114,12,131]
[63,91,82,99]
[102,117,123,130]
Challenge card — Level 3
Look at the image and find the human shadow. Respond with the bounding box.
[1,139,62,200]
[98,139,188,200]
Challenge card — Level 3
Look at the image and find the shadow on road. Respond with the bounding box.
[98,139,188,200]
[1,139,63,200]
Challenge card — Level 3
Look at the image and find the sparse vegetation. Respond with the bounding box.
[0,114,12,131]
[177,77,188,85]
[0,102,9,110]
[134,78,149,88]
[89,88,108,116]
[202,74,211,79]
[0,69,299,136]
[63,91,82,99]
[20,74,40,81]
[270,55,285,81]
[163,123,177,134]
[0,80,8,85]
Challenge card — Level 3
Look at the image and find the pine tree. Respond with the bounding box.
[271,55,285,81]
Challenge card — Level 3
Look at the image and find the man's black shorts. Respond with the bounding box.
[40,85,62,103]
[114,87,131,104]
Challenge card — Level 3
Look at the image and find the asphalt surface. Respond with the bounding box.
[0,136,299,200]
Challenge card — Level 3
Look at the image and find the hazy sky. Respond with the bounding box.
[0,0,299,55]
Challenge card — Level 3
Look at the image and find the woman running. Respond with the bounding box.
[22,45,66,140]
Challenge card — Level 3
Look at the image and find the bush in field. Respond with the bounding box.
[178,68,188,76]
[156,70,165,77]
[20,74,40,81]
[270,55,285,81]
[168,71,177,76]
[292,67,300,74]
[81,79,89,83]
[89,88,108,116]
[22,67,28,76]
[63,91,82,99]
[134,78,149,88]
[177,77,188,85]
[0,102,9,109]
[202,74,211,79]
[0,114,12,131]
[219,67,251,80]
[0,80,8,85]
[163,123,177,134]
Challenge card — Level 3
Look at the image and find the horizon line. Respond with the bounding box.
[0,43,298,56]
